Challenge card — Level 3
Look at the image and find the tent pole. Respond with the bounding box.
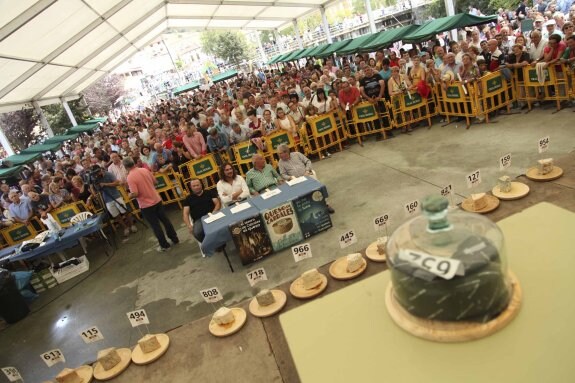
[293,20,303,49]
[61,98,78,126]
[365,0,377,34]
[32,101,54,138]
[444,0,458,42]
[321,6,333,44]
[0,126,15,156]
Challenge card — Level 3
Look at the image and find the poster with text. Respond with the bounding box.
[293,190,333,239]
[229,214,273,265]
[262,201,304,252]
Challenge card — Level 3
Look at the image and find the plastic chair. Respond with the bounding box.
[71,211,108,240]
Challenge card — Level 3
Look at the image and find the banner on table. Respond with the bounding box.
[229,214,273,265]
[292,190,333,239]
[262,201,304,252]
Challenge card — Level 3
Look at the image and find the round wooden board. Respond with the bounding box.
[63,365,92,383]
[93,348,131,381]
[249,290,287,318]
[460,194,500,214]
[328,256,367,280]
[385,271,522,343]
[289,273,328,299]
[131,334,170,365]
[209,308,247,337]
[526,166,563,181]
[492,182,530,200]
[365,241,387,263]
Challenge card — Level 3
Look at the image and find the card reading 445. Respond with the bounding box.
[339,230,357,248]
[126,309,149,327]
[1,367,22,382]
[40,349,65,367]
[246,268,267,287]
[80,326,104,344]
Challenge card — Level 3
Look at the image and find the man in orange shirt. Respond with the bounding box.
[124,157,179,252]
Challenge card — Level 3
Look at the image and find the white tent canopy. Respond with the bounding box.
[0,0,338,113]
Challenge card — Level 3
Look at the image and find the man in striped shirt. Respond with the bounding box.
[245,154,283,195]
[276,144,335,214]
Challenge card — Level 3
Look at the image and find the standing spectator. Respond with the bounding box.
[124,157,179,252]
[8,191,33,224]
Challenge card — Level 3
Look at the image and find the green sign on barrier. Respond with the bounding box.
[356,105,376,120]
[486,75,503,93]
[155,175,168,189]
[269,132,290,151]
[8,225,32,243]
[446,86,461,99]
[528,69,549,82]
[192,158,214,176]
[404,93,423,107]
[315,116,334,134]
[57,208,76,224]
[238,145,257,161]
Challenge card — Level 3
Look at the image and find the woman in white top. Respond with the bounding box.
[311,89,336,114]
[274,108,298,140]
[216,162,250,206]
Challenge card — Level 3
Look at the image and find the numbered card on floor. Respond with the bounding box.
[440,184,453,198]
[339,230,357,249]
[466,169,481,188]
[538,136,550,153]
[80,326,104,344]
[373,213,390,231]
[40,349,65,367]
[404,200,420,216]
[292,243,312,262]
[1,367,22,382]
[126,309,149,327]
[246,268,267,287]
[200,287,223,303]
[398,249,462,280]
[499,153,511,171]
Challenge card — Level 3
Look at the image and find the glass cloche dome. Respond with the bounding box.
[386,195,511,323]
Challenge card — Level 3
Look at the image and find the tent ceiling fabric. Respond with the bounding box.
[0,0,338,112]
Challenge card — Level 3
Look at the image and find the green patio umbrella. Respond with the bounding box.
[0,165,23,179]
[402,14,498,43]
[305,43,331,58]
[292,45,321,60]
[43,133,80,144]
[336,33,381,56]
[359,24,422,53]
[212,70,238,83]
[83,117,107,124]
[173,81,200,95]
[20,142,62,154]
[317,39,353,57]
[279,48,307,62]
[67,121,100,134]
[2,152,42,166]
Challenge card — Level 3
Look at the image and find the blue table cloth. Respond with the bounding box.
[0,215,103,264]
[201,178,328,254]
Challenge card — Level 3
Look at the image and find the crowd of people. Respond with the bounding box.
[1,2,574,253]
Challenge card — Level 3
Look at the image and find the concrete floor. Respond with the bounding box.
[1,106,575,383]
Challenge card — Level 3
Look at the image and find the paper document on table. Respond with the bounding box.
[287,176,307,186]
[230,202,251,214]
[260,188,282,199]
[204,212,225,223]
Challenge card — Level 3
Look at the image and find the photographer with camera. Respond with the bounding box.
[88,165,136,238]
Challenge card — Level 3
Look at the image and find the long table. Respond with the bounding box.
[201,177,329,258]
[0,214,104,264]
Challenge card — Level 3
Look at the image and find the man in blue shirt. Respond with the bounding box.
[8,191,33,224]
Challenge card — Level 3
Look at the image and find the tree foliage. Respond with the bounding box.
[200,31,254,66]
[82,74,125,116]
[352,0,397,15]
[42,99,88,136]
[0,109,41,152]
